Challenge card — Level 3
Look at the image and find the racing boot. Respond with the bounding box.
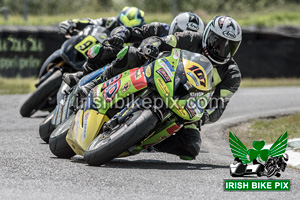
[78,67,111,97]
[62,71,84,87]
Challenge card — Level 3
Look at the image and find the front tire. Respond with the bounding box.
[49,114,75,158]
[84,109,158,166]
[20,70,62,117]
[39,110,56,143]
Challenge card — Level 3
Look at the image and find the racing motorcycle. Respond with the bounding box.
[20,25,110,117]
[49,48,214,165]
[39,67,106,143]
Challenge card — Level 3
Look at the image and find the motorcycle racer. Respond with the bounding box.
[80,15,242,160]
[58,6,145,35]
[59,6,145,86]
[63,12,204,86]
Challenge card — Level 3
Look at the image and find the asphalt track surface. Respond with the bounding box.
[0,87,300,200]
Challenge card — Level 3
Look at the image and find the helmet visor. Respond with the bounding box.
[206,31,240,62]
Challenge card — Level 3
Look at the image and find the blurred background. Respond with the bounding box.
[0,0,300,93]
[1,0,300,26]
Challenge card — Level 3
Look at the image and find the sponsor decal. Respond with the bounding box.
[82,112,89,141]
[184,103,196,119]
[187,98,202,116]
[156,68,171,83]
[135,68,142,80]
[159,61,173,78]
[166,124,181,135]
[156,78,169,95]
[174,103,187,117]
[103,80,121,103]
[130,68,147,90]
[121,81,131,93]
[222,30,236,39]
[145,65,151,77]
[74,111,81,139]
[161,58,175,72]
[225,132,290,191]
[173,49,179,60]
[158,135,170,141]
[103,74,122,89]
[187,22,199,31]
[190,92,205,97]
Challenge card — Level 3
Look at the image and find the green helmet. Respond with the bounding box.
[117,6,145,28]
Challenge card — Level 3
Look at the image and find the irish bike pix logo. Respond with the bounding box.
[225,132,290,191]
[229,131,289,178]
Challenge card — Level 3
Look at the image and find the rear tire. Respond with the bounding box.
[49,114,75,158]
[39,110,56,143]
[84,109,158,166]
[20,70,62,117]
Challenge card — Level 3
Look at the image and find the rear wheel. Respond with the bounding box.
[39,110,56,143]
[49,114,75,158]
[84,109,158,166]
[20,70,62,117]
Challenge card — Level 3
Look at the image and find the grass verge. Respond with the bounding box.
[0,77,37,95]
[1,4,300,27]
[241,78,300,87]
[225,113,300,149]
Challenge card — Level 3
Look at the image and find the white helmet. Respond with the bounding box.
[169,12,204,35]
[202,16,242,65]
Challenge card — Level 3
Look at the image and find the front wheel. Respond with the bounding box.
[20,70,62,117]
[84,109,159,166]
[49,114,75,158]
[39,110,56,143]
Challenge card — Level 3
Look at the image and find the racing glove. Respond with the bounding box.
[103,36,124,49]
[141,44,159,59]
[58,20,77,35]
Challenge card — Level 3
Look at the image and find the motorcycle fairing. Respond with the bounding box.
[66,67,147,155]
[66,109,109,156]
[93,67,147,115]
[153,48,208,121]
[74,35,101,59]
[131,121,181,155]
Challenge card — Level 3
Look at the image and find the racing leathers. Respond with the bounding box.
[101,31,241,124]
[84,22,170,74]
[62,22,169,86]
[58,17,120,35]
[88,31,241,159]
